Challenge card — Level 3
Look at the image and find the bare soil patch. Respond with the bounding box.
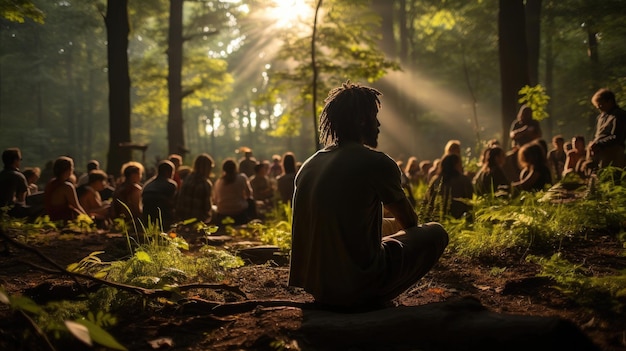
[1,229,625,350]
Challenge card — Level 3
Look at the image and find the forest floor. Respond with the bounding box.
[0,227,625,351]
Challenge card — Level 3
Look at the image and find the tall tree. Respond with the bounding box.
[525,0,541,86]
[167,0,184,155]
[498,0,530,148]
[105,0,132,175]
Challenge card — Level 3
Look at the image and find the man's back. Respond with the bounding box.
[289,142,405,306]
[142,176,177,225]
[0,168,28,207]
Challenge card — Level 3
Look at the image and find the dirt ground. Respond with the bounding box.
[0,228,625,351]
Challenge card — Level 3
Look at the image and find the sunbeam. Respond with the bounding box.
[377,69,501,161]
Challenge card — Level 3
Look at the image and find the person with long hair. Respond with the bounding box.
[276,152,297,205]
[425,153,473,219]
[288,81,448,310]
[512,141,552,192]
[473,146,510,196]
[212,158,255,225]
[176,153,215,223]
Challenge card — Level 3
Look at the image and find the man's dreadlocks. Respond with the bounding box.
[319,81,382,147]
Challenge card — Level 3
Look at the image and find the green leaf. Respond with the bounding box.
[134,251,153,263]
[11,295,44,314]
[74,319,128,351]
[182,217,198,225]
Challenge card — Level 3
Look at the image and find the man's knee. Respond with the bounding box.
[422,222,449,250]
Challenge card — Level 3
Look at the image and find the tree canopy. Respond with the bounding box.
[1,0,625,170]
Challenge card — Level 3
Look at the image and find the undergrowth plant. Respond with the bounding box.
[253,202,292,251]
[527,254,626,314]
[68,208,244,312]
[433,167,626,258]
[0,287,127,350]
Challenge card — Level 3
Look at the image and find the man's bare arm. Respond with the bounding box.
[384,197,418,229]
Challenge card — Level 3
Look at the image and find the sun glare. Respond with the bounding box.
[268,0,313,29]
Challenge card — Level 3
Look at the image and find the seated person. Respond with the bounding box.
[512,141,553,192]
[563,136,586,177]
[289,82,448,310]
[510,104,542,148]
[212,158,256,225]
[250,161,274,203]
[78,170,111,226]
[176,153,215,223]
[22,167,41,195]
[77,160,100,187]
[425,153,474,220]
[142,160,177,229]
[111,162,144,222]
[276,152,297,205]
[473,146,510,196]
[44,156,87,221]
[547,135,566,182]
[0,148,30,218]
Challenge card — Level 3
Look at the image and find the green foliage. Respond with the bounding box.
[67,216,243,311]
[0,209,58,241]
[249,220,292,252]
[0,0,45,23]
[528,254,626,314]
[436,167,626,258]
[65,214,97,234]
[0,287,126,350]
[261,0,399,142]
[518,84,550,121]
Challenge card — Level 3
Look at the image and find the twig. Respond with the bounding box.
[18,310,57,351]
[1,229,247,299]
[173,297,310,316]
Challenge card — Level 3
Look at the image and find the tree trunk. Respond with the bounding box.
[498,0,530,149]
[525,0,541,86]
[585,18,600,131]
[168,0,185,155]
[301,298,600,351]
[544,5,554,138]
[105,0,132,176]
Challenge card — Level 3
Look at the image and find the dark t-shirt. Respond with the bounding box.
[288,142,406,306]
[510,119,542,146]
[0,167,28,207]
[142,176,177,226]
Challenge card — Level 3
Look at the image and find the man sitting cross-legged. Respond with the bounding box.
[288,81,449,311]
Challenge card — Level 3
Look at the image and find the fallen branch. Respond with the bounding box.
[1,229,246,300]
[174,297,310,316]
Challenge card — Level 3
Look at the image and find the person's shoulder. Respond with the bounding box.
[59,180,76,192]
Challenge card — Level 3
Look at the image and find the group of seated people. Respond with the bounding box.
[400,133,611,221]
[0,147,300,231]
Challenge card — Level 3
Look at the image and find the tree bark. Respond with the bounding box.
[105,0,132,176]
[498,0,530,149]
[168,0,185,155]
[525,0,542,86]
